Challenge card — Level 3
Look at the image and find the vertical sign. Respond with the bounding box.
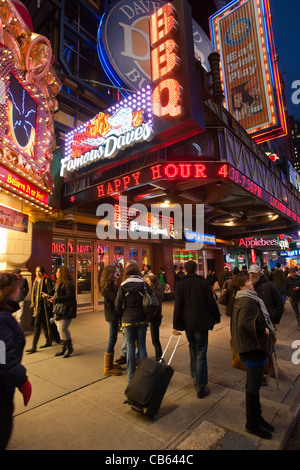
[210,0,286,143]
[150,0,205,142]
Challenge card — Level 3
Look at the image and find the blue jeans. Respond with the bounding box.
[106,321,119,354]
[124,324,147,382]
[186,330,208,393]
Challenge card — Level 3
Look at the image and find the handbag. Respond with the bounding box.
[213,281,220,291]
[142,285,159,321]
[53,302,67,318]
[218,288,230,306]
[231,347,246,371]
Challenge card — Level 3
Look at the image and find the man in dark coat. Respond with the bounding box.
[286,268,300,329]
[248,264,284,325]
[173,260,221,399]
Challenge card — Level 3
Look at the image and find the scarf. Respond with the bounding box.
[235,289,276,335]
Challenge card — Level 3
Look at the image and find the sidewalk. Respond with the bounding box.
[7,299,300,451]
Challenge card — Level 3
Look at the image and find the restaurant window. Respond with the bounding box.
[77,241,93,307]
[52,238,66,280]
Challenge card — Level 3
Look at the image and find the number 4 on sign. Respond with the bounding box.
[218,165,228,178]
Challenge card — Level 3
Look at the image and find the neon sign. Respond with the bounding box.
[150,4,183,119]
[61,86,154,177]
[62,163,229,208]
[0,163,49,207]
[184,231,216,245]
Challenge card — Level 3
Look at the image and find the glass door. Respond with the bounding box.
[77,241,93,308]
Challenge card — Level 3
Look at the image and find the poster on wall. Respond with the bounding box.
[0,205,28,233]
[210,0,287,143]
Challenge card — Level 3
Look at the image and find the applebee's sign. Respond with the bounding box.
[238,236,289,250]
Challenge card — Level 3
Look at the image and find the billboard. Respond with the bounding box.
[210,0,287,143]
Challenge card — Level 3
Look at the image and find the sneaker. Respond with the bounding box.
[197,387,210,399]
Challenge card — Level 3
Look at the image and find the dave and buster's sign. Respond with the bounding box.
[62,1,205,179]
[97,0,213,92]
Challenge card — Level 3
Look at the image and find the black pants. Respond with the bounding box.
[0,398,14,450]
[150,317,162,360]
[245,364,265,424]
[290,299,300,326]
[32,311,50,348]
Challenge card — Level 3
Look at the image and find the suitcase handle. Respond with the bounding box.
[160,333,182,365]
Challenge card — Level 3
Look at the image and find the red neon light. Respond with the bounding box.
[150,3,183,119]
[150,3,177,46]
[251,249,256,264]
[151,40,179,82]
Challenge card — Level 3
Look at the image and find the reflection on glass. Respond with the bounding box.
[114,246,124,267]
[142,249,149,270]
[97,245,109,304]
[129,247,138,263]
[77,253,93,307]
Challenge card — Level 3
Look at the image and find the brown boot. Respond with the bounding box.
[104,352,122,376]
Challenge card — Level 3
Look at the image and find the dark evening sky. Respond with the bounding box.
[266,0,300,120]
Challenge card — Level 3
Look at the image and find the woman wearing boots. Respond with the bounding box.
[44,266,76,358]
[231,273,276,439]
[100,266,122,376]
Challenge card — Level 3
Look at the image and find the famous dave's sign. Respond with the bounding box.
[61,87,154,177]
[61,0,205,179]
[210,0,287,143]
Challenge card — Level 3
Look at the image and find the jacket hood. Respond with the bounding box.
[121,275,144,285]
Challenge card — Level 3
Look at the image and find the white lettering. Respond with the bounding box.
[292,80,300,105]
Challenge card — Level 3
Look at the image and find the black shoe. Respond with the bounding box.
[197,387,210,399]
[26,347,36,354]
[259,417,275,432]
[246,423,272,439]
[40,342,52,349]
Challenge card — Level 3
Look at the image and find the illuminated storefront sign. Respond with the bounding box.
[63,163,229,208]
[210,0,287,143]
[150,4,183,119]
[0,1,61,214]
[61,87,154,177]
[0,163,49,206]
[97,0,213,94]
[184,230,216,245]
[237,235,290,250]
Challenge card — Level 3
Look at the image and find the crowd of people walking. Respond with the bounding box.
[0,259,299,448]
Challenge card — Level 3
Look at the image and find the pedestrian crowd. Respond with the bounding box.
[1,259,299,448]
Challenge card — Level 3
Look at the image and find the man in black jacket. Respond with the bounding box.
[248,264,284,325]
[286,268,300,330]
[173,260,220,398]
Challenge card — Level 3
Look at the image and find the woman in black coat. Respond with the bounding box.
[0,272,32,449]
[100,266,122,376]
[26,266,54,353]
[43,266,77,358]
[146,275,163,361]
[231,273,276,440]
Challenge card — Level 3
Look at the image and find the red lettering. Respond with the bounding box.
[113,179,122,192]
[164,163,178,178]
[150,164,162,180]
[194,164,207,178]
[106,182,114,195]
[150,4,176,46]
[132,172,141,186]
[97,184,105,198]
[122,175,131,189]
[179,164,191,178]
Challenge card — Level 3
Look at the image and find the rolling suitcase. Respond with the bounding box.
[124,333,182,418]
